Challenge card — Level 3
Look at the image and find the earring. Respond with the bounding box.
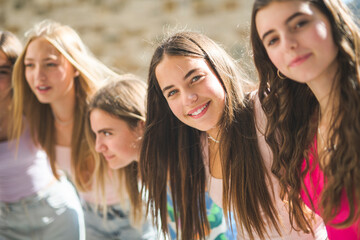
[277,69,286,79]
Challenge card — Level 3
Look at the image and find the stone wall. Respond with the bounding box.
[0,0,256,80]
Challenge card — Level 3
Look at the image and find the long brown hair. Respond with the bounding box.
[140,31,281,240]
[251,0,360,230]
[85,75,147,224]
[11,20,119,191]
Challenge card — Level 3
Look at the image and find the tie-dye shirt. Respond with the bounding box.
[166,191,237,240]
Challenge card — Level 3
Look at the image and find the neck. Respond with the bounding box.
[207,127,220,143]
[307,66,339,127]
[51,91,76,127]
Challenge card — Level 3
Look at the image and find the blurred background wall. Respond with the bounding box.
[0,0,358,81]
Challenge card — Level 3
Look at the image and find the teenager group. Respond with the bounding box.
[0,0,358,239]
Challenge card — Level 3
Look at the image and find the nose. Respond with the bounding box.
[34,65,46,81]
[183,90,198,106]
[283,33,298,50]
[95,137,107,153]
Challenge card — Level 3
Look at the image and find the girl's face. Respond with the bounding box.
[24,37,78,105]
[255,1,338,84]
[0,50,12,100]
[155,55,226,136]
[90,108,143,170]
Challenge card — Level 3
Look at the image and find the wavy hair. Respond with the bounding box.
[140,31,281,240]
[251,0,360,231]
[85,75,147,224]
[11,20,119,191]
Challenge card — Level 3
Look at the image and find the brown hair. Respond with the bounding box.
[251,0,360,231]
[140,31,281,240]
[85,75,147,223]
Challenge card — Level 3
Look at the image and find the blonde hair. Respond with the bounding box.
[85,75,147,224]
[11,20,119,191]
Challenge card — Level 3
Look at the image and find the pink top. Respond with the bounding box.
[55,145,120,205]
[0,127,54,202]
[300,136,359,239]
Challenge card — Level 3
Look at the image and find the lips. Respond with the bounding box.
[188,101,210,119]
[36,85,51,93]
[289,53,312,67]
[103,154,115,161]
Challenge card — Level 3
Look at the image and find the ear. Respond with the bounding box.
[74,69,80,77]
[134,120,145,139]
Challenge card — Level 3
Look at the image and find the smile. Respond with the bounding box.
[188,102,210,118]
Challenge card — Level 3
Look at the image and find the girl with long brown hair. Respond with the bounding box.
[140,31,326,240]
[251,0,360,238]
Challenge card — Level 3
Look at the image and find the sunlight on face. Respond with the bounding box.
[155,55,225,138]
[255,1,338,85]
[24,37,78,105]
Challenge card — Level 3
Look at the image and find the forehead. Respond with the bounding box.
[255,1,313,34]
[25,37,62,58]
[156,55,208,77]
[90,108,129,129]
[155,55,210,89]
[90,108,119,125]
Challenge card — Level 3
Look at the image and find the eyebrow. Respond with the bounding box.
[261,12,305,41]
[24,56,58,62]
[161,68,200,93]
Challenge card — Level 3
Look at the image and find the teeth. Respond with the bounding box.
[39,86,48,90]
[190,103,208,116]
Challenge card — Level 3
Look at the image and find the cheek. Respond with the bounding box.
[267,50,282,69]
[0,77,11,91]
[168,101,183,119]
[25,69,32,84]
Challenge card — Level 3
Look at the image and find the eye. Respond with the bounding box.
[191,75,204,83]
[268,38,278,46]
[99,130,112,136]
[267,37,279,46]
[0,70,10,75]
[46,62,57,67]
[294,20,308,30]
[103,131,111,136]
[167,89,178,98]
[24,63,34,68]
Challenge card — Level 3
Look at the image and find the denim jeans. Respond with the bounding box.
[0,176,85,240]
[83,201,156,240]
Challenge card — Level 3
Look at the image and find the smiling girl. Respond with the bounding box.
[251,0,360,238]
[140,31,326,240]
